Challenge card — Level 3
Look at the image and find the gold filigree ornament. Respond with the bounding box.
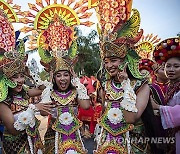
[101,41,127,60]
[18,0,95,50]
[105,80,124,100]
[135,34,161,60]
[13,97,29,107]
[3,59,25,78]
[51,89,77,106]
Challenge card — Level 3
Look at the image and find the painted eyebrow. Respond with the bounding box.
[110,57,118,60]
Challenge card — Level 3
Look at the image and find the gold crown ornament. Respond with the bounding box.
[101,41,127,60]
[94,0,146,80]
[3,59,25,78]
[52,57,71,73]
[95,0,143,60]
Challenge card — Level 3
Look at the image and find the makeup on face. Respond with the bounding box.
[10,73,25,93]
[54,70,71,91]
[104,57,124,77]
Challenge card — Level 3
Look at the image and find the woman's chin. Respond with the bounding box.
[109,72,117,77]
[58,86,69,91]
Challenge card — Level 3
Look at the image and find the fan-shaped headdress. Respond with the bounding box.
[95,0,144,79]
[135,34,161,73]
[0,0,27,102]
[19,0,95,73]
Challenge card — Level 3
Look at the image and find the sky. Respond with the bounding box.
[10,0,180,69]
[12,0,180,39]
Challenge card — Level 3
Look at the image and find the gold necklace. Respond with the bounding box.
[13,96,29,107]
[51,89,77,105]
[105,80,124,100]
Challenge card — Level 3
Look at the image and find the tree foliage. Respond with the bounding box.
[74,28,101,76]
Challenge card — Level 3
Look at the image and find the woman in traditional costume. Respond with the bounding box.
[0,4,53,152]
[93,0,158,153]
[38,16,91,154]
[43,56,91,153]
[17,0,97,153]
[0,56,47,154]
[136,33,169,153]
[153,37,180,154]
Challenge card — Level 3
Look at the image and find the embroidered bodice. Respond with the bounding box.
[105,79,137,102]
[10,95,29,114]
[51,89,77,107]
[150,81,168,105]
[97,79,139,136]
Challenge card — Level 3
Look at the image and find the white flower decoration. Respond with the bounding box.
[66,150,78,154]
[59,112,73,125]
[107,108,123,124]
[17,109,35,127]
[14,121,26,131]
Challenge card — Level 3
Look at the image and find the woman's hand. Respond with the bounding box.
[117,63,128,83]
[35,102,55,114]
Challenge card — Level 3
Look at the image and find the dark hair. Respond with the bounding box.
[166,56,180,62]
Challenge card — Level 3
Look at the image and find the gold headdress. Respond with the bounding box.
[0,0,26,78]
[101,40,128,59]
[3,58,25,78]
[95,0,144,79]
[19,0,95,73]
[0,0,26,102]
[135,34,161,73]
[95,0,143,59]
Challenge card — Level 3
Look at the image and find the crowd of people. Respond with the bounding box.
[0,0,180,154]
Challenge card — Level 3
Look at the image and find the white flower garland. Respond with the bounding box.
[55,131,59,154]
[28,135,34,154]
[13,104,39,154]
[14,105,36,130]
